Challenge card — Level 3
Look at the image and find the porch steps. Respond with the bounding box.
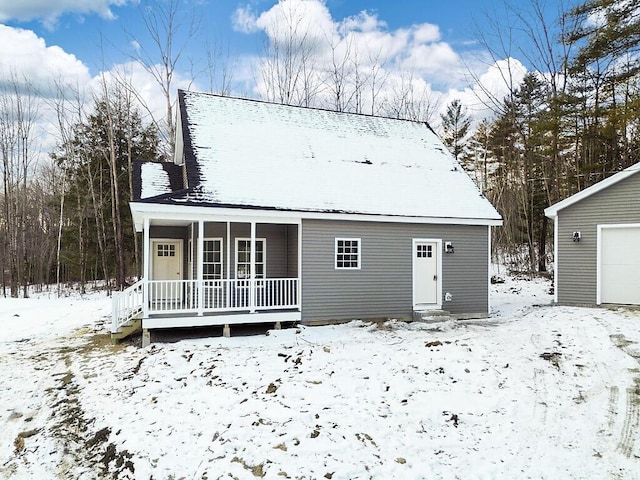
[412,309,452,323]
[111,316,143,342]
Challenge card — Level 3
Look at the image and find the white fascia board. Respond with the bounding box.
[130,201,503,231]
[545,163,640,219]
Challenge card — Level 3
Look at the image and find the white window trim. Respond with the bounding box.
[335,237,361,270]
[203,237,224,280]
[235,237,267,279]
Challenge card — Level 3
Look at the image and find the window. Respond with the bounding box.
[416,244,433,258]
[335,238,361,269]
[235,239,266,279]
[203,239,223,280]
[157,243,175,257]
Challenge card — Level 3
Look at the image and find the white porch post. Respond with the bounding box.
[142,217,150,318]
[250,221,256,313]
[297,220,302,310]
[197,220,204,316]
[226,221,231,309]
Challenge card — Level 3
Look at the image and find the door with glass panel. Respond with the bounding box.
[235,238,266,308]
[203,238,223,308]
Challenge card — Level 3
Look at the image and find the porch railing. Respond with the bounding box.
[111,279,144,333]
[147,278,300,314]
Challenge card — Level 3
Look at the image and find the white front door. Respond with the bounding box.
[152,240,183,301]
[413,241,439,307]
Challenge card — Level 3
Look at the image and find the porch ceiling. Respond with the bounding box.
[149,218,192,227]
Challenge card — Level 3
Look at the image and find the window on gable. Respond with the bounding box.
[335,238,361,270]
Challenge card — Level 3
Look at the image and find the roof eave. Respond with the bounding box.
[545,162,640,219]
[130,201,502,231]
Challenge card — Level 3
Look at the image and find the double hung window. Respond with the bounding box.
[335,238,361,269]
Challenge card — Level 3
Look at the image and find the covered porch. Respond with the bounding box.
[112,208,302,335]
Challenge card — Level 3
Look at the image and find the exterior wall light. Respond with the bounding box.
[572,231,581,242]
[445,241,454,254]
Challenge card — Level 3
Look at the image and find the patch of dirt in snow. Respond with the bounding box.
[608,333,640,459]
[2,330,135,479]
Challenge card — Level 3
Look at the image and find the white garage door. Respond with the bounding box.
[600,225,640,305]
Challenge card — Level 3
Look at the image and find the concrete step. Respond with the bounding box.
[412,309,452,323]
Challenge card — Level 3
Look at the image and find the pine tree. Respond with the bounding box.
[52,91,158,289]
[440,99,471,162]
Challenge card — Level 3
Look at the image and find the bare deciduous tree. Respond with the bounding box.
[258,0,322,106]
[129,0,199,157]
[0,74,40,297]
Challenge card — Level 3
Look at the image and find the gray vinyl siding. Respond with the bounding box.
[286,225,299,278]
[556,172,640,305]
[301,219,489,322]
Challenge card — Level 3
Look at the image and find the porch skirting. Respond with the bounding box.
[142,310,301,329]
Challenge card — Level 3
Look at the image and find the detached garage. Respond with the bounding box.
[545,162,640,306]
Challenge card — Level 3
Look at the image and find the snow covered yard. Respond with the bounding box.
[1,277,640,479]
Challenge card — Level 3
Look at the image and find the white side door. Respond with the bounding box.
[413,240,440,307]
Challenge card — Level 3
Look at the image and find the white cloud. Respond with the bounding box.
[400,42,462,84]
[254,0,336,47]
[0,0,129,27]
[0,25,91,96]
[440,57,528,126]
[340,10,386,34]
[231,5,259,34]
[411,23,440,44]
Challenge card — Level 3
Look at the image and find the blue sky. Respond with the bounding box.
[0,0,572,144]
[1,0,501,77]
[2,1,489,68]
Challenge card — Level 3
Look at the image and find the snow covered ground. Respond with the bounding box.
[1,276,639,479]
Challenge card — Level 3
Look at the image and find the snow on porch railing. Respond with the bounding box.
[146,278,300,314]
[111,279,144,333]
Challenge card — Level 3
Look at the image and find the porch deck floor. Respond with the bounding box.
[142,309,301,329]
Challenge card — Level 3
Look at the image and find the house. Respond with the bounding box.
[112,90,502,343]
[545,162,640,306]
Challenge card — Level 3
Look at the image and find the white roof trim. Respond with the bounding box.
[130,201,502,232]
[545,163,640,219]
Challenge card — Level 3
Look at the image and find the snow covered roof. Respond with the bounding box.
[141,90,501,224]
[135,160,184,201]
[141,162,171,198]
[545,162,640,218]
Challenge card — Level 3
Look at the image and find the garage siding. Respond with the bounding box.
[556,172,640,305]
[301,219,489,322]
